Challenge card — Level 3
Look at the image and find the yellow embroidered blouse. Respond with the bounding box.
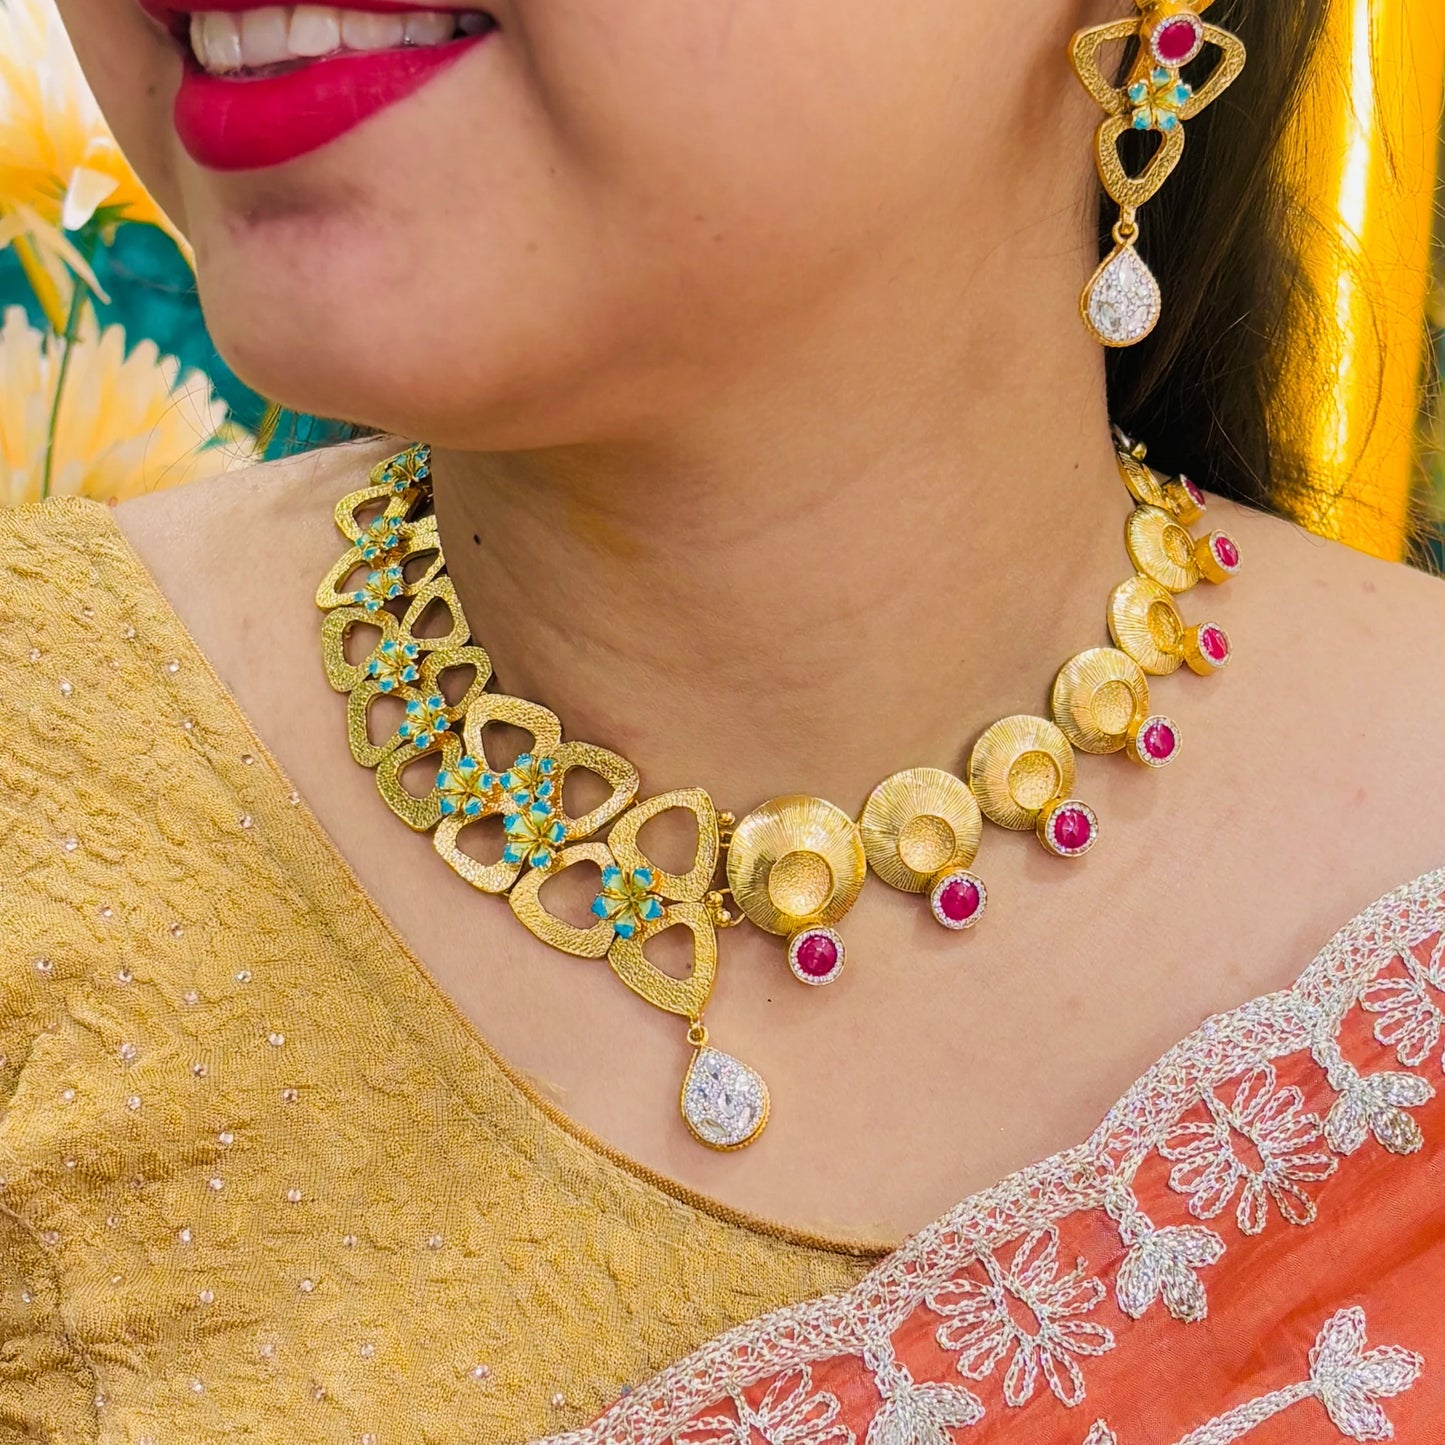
[0,498,878,1444]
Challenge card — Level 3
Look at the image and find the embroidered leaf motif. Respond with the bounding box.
[927,1228,1114,1408]
[1309,1307,1423,1441]
[1115,1225,1224,1322]
[1159,1064,1337,1235]
[865,1380,983,1445]
[1323,1070,1433,1156]
[1082,1425,1117,1445]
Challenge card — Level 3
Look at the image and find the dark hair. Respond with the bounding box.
[1107,0,1346,527]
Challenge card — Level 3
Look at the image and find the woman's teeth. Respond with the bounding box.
[187,6,491,75]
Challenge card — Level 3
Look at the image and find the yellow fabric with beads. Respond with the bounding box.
[0,497,876,1445]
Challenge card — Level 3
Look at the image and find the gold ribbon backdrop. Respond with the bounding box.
[1282,0,1445,559]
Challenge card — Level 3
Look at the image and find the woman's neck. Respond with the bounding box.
[430,217,1129,811]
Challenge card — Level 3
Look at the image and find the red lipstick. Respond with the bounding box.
[147,1,495,171]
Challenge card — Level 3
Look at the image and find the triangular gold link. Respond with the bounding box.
[1071,13,1246,127]
[1180,24,1247,121]
[1095,114,1186,212]
[1070,18,1143,117]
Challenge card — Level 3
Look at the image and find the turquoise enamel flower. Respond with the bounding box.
[356,566,404,613]
[503,752,557,808]
[503,800,567,870]
[590,865,666,941]
[384,444,431,496]
[365,638,420,693]
[1129,68,1192,132]
[436,756,500,818]
[358,514,404,564]
[398,693,451,750]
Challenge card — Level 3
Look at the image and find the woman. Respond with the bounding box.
[4,0,1443,1440]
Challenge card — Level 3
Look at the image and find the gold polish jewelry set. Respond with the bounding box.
[317,0,1247,1151]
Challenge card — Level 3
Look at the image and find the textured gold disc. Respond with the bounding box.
[1125,505,1201,593]
[859,767,983,893]
[767,850,834,916]
[1114,448,1169,509]
[726,795,866,937]
[1051,648,1151,755]
[967,717,1076,832]
[1108,575,1186,676]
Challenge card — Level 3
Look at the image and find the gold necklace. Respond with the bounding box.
[317,431,1240,1151]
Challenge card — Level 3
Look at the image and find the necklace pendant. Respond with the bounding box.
[680,1030,770,1151]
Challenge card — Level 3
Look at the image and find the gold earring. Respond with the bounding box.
[1069,1,1246,348]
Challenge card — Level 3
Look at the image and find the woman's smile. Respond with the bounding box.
[139,0,498,169]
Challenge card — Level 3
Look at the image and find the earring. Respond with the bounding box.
[1070,1,1247,348]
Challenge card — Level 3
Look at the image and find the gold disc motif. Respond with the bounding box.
[1108,574,1186,676]
[1125,504,1201,593]
[1114,448,1170,509]
[1051,647,1151,755]
[860,768,983,893]
[967,716,1077,831]
[726,795,866,936]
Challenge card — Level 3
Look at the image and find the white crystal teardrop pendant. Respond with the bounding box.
[680,1031,771,1150]
[1081,240,1162,348]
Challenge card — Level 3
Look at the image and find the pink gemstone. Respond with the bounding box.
[1052,807,1093,853]
[1154,15,1202,64]
[1212,533,1240,571]
[938,877,981,924]
[793,930,840,980]
[1182,475,1206,508]
[1142,720,1178,761]
[1201,624,1230,664]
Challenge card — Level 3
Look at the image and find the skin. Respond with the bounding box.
[57,0,1445,1243]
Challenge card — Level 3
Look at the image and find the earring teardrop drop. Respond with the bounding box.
[1081,240,1162,348]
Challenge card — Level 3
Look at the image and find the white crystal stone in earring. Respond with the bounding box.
[1082,242,1162,348]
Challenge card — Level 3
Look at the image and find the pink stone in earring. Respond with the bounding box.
[1151,12,1205,68]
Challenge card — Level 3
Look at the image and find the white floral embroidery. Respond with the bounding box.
[1310,1306,1423,1440]
[674,1367,853,1445]
[1323,1067,1432,1156]
[1169,1308,1422,1444]
[863,1348,982,1445]
[1159,1063,1337,1234]
[926,1228,1114,1408]
[1358,941,1445,1068]
[1104,1187,1224,1323]
[1082,1425,1117,1445]
[540,872,1445,1445]
[1114,1225,1224,1323]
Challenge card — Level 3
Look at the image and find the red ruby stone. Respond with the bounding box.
[1142,720,1178,762]
[938,877,982,925]
[1212,533,1241,570]
[1182,475,1206,508]
[1201,624,1230,664]
[794,931,839,979]
[1155,15,1201,63]
[1052,807,1093,853]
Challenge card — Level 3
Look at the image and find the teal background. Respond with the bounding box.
[0,222,343,458]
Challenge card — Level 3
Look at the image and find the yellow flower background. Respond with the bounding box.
[0,0,252,506]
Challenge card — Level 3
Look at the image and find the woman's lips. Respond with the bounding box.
[155,4,494,172]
